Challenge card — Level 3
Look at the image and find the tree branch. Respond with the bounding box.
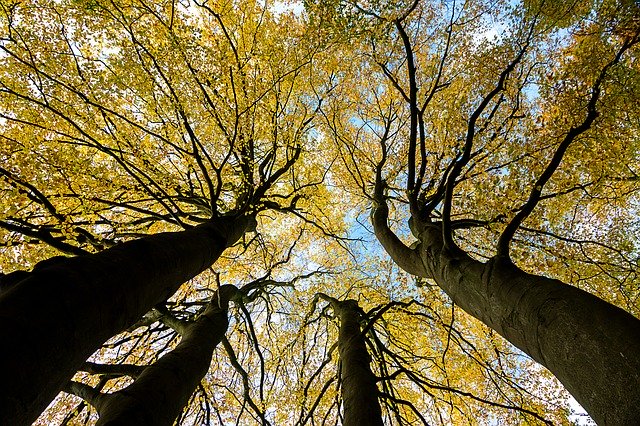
[496,36,638,258]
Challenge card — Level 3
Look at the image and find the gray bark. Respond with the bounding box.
[93,285,238,425]
[322,295,384,426]
[373,208,640,425]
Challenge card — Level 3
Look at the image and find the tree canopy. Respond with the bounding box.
[1,0,639,424]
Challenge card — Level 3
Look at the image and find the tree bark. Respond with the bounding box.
[333,298,383,426]
[92,285,237,425]
[0,215,253,425]
[373,211,640,425]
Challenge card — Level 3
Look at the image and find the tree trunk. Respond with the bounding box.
[335,299,383,426]
[374,213,640,425]
[93,285,237,425]
[0,216,252,425]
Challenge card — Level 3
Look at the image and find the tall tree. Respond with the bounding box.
[63,284,239,425]
[314,0,640,424]
[0,211,255,424]
[0,0,329,423]
[59,270,318,425]
[317,294,384,426]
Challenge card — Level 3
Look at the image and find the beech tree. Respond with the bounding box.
[62,275,296,425]
[63,285,238,425]
[0,216,256,424]
[0,0,330,423]
[315,0,640,424]
[317,294,383,426]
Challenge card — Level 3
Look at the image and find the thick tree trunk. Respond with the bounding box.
[374,213,640,425]
[335,299,383,426]
[93,285,237,425]
[0,216,252,425]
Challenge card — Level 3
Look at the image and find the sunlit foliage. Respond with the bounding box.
[1,0,639,424]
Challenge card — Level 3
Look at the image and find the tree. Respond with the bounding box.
[63,285,238,425]
[62,275,292,425]
[0,216,253,424]
[317,294,383,426]
[0,0,329,423]
[314,0,640,424]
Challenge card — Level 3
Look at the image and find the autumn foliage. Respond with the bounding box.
[1,0,639,424]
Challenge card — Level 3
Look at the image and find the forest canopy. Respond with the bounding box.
[1,0,639,424]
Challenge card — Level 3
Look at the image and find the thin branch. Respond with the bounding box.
[496,36,638,258]
[442,29,533,250]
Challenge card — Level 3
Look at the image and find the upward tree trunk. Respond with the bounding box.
[0,216,253,425]
[333,298,383,426]
[86,285,238,426]
[374,214,640,425]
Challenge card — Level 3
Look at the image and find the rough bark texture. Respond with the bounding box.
[94,286,236,425]
[335,299,384,426]
[374,212,640,425]
[0,215,252,425]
